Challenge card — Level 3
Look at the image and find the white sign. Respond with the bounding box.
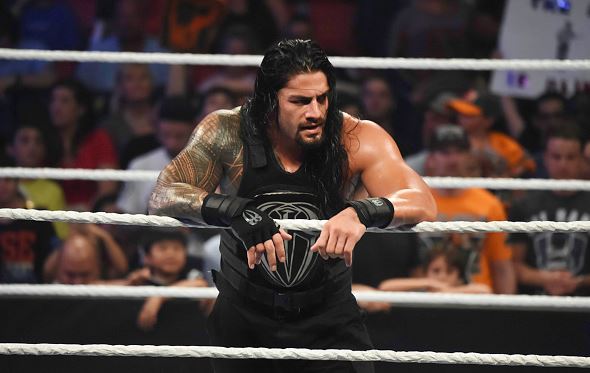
[491,0,590,98]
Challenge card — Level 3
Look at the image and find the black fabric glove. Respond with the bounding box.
[230,206,279,248]
[345,197,394,228]
[201,193,278,248]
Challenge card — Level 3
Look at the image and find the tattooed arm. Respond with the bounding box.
[148,110,242,224]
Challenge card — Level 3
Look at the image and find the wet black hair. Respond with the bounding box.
[239,39,348,215]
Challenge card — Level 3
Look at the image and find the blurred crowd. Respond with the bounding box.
[1,0,590,331]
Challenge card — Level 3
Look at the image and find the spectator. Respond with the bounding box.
[121,229,208,331]
[18,0,81,51]
[7,122,68,238]
[92,194,143,269]
[117,96,196,214]
[212,0,285,52]
[46,222,129,283]
[386,0,473,105]
[0,156,59,283]
[52,233,102,284]
[518,92,568,155]
[379,246,491,294]
[0,7,57,95]
[508,123,590,296]
[360,74,396,137]
[197,26,259,104]
[406,91,457,174]
[281,13,314,41]
[0,6,56,142]
[337,91,362,120]
[422,125,516,294]
[102,63,159,168]
[76,0,169,93]
[449,93,535,177]
[49,79,118,210]
[352,232,420,313]
[196,86,238,122]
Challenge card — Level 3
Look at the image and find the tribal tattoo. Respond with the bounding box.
[148,108,244,223]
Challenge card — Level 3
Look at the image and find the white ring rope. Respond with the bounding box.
[3,167,590,191]
[1,284,590,312]
[2,208,590,233]
[0,343,588,368]
[1,48,590,70]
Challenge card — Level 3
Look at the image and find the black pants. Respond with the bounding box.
[206,280,375,373]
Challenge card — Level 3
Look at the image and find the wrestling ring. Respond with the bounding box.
[1,48,590,371]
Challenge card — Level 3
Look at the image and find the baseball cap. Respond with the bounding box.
[448,94,501,118]
[428,91,457,115]
[428,125,470,152]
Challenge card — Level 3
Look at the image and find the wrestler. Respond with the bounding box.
[149,39,436,373]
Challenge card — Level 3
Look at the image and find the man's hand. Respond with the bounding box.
[230,206,292,271]
[244,228,292,271]
[310,207,366,266]
[543,270,580,295]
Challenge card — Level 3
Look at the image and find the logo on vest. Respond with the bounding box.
[242,209,262,226]
[255,199,320,288]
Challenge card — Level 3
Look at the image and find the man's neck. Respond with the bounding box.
[267,127,304,172]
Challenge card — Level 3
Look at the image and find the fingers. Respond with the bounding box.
[272,233,286,264]
[279,228,292,241]
[343,236,355,267]
[246,246,256,269]
[255,243,265,265]
[247,235,287,271]
[263,239,277,271]
[310,229,329,260]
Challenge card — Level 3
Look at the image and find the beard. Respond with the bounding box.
[296,129,325,150]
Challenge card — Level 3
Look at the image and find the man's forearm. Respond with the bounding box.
[148,180,209,224]
[389,188,437,227]
[515,262,549,287]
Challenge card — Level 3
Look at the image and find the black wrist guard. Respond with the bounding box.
[201,193,252,227]
[345,197,394,228]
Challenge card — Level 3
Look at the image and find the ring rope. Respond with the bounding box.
[1,48,590,70]
[3,167,590,191]
[2,208,590,233]
[0,343,588,368]
[1,284,589,312]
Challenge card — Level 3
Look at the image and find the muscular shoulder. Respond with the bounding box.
[189,107,242,156]
[341,113,402,171]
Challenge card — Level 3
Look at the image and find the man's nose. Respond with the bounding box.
[305,100,321,121]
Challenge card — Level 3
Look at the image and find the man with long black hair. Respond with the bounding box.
[149,39,436,372]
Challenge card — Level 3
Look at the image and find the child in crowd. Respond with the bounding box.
[120,229,208,331]
[8,123,69,239]
[379,246,491,294]
[0,157,59,283]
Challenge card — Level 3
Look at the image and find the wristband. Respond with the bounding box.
[201,193,252,227]
[345,197,394,228]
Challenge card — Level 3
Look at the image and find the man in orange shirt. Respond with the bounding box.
[423,125,516,293]
[448,94,535,177]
